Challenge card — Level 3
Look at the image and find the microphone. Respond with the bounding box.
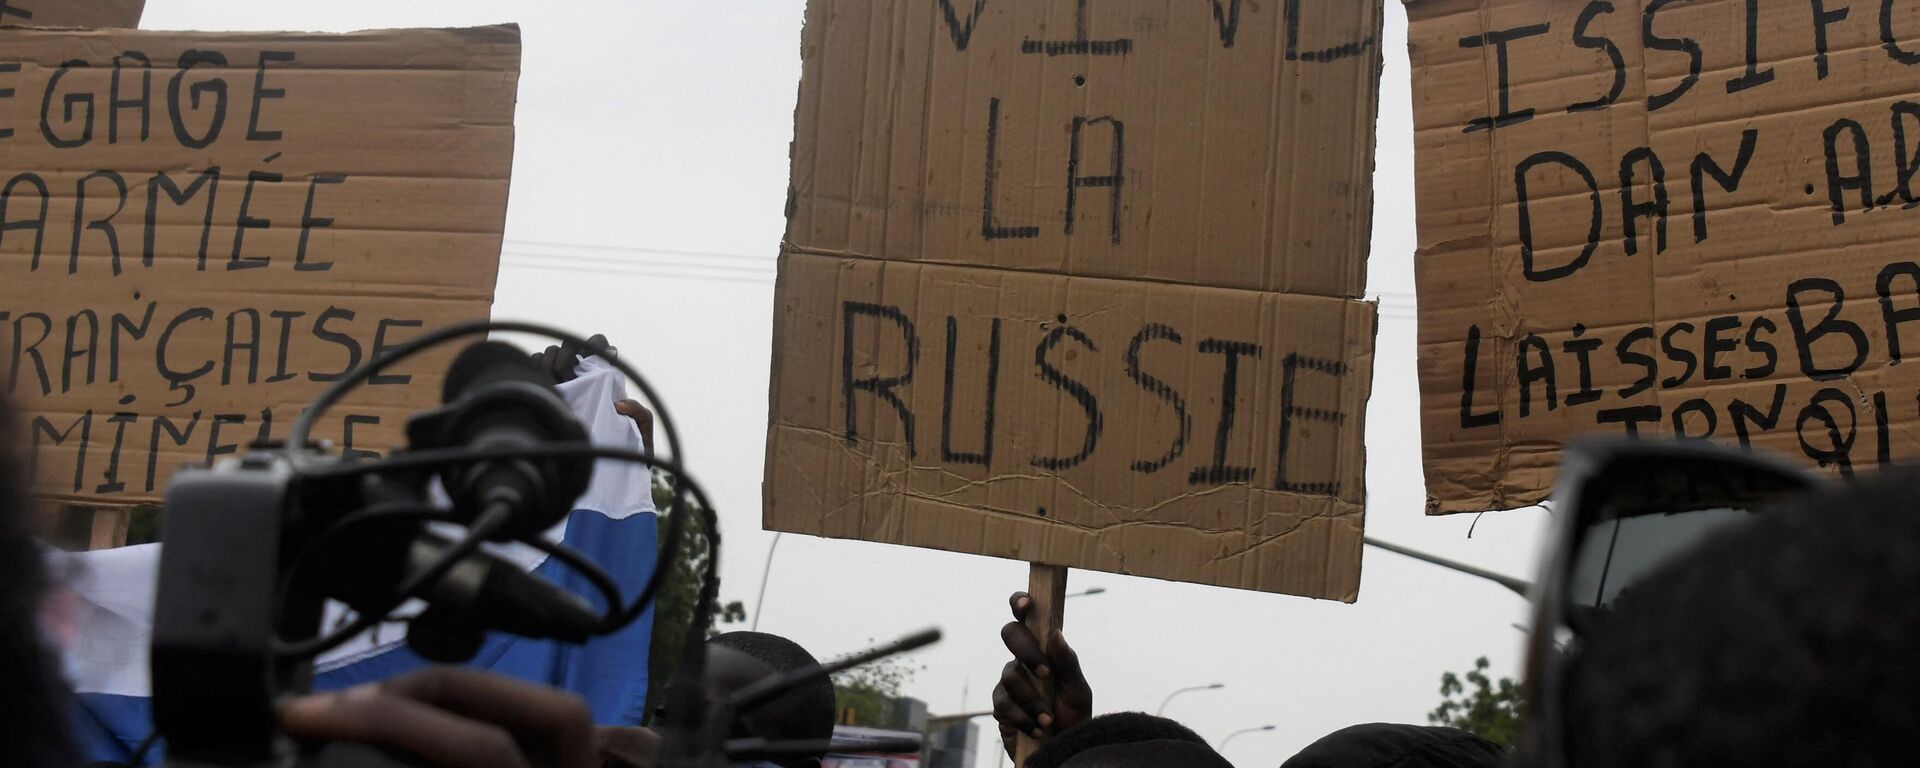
[403,530,602,645]
[405,340,592,538]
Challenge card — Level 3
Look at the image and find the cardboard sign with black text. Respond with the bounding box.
[767,1,1383,600]
[1412,0,1920,512]
[4,26,519,505]
[3,0,145,29]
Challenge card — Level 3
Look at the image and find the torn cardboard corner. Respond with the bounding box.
[8,26,520,508]
[1410,0,1920,512]
[767,252,1377,599]
[2,0,145,29]
[767,0,1384,601]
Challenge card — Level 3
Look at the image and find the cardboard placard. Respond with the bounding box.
[1411,0,1920,512]
[5,0,145,29]
[766,0,1383,600]
[5,26,519,505]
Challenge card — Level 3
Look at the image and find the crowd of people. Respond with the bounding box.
[8,347,1920,767]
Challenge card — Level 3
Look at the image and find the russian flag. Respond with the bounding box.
[48,356,659,764]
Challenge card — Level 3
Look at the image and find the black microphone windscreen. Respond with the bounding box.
[442,340,549,403]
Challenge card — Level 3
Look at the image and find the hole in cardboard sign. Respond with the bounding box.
[1037,507,1048,517]
[1072,74,1085,87]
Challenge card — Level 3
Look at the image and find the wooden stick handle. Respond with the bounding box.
[1014,563,1069,767]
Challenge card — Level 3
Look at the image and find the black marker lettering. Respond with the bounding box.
[144,167,218,270]
[1515,151,1601,282]
[267,309,303,383]
[1190,339,1260,485]
[144,412,198,492]
[370,318,423,385]
[1564,324,1603,406]
[939,317,1001,467]
[1743,317,1779,378]
[981,98,1038,240]
[1286,0,1374,61]
[1703,315,1741,380]
[1812,0,1851,80]
[1619,147,1668,256]
[1643,0,1701,110]
[1729,384,1787,447]
[1461,23,1551,132]
[109,302,155,383]
[1276,354,1348,495]
[308,306,362,383]
[297,174,345,271]
[228,169,279,270]
[1126,324,1190,473]
[96,410,136,494]
[1797,387,1857,475]
[157,308,213,407]
[1880,261,1920,363]
[40,60,94,149]
[1021,0,1131,56]
[1660,322,1698,388]
[1570,2,1626,112]
[1460,324,1502,428]
[109,52,150,144]
[341,414,380,461]
[2,173,49,272]
[206,413,246,465]
[168,50,228,149]
[1787,277,1868,380]
[1691,129,1758,242]
[1824,118,1874,225]
[71,170,128,275]
[841,302,918,457]
[62,310,97,394]
[1066,116,1124,245]
[1516,334,1557,417]
[223,308,259,385]
[30,411,90,493]
[1671,398,1717,439]
[246,51,293,141]
[1596,405,1662,436]
[1617,326,1658,397]
[1032,323,1102,471]
[11,312,50,396]
[1728,0,1776,92]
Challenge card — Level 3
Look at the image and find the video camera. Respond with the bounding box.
[147,321,931,768]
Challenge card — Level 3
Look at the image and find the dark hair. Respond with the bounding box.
[709,631,836,751]
[1280,723,1503,768]
[1062,738,1234,768]
[1026,713,1208,768]
[0,399,78,768]
[1565,468,1920,768]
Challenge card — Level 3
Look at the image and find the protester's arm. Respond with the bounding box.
[280,667,595,768]
[993,591,1094,760]
[614,400,656,458]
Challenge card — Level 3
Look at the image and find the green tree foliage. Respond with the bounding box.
[646,474,746,712]
[1428,656,1521,748]
[831,654,921,728]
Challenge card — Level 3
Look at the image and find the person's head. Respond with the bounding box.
[1060,738,1233,768]
[0,398,76,768]
[1562,468,1920,768]
[655,631,836,768]
[1280,724,1503,768]
[1026,712,1212,768]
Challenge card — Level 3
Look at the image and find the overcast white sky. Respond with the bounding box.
[136,3,1551,767]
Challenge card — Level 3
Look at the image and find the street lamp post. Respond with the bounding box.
[1156,682,1225,715]
[1218,725,1277,752]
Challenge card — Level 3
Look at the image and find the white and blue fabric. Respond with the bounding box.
[50,356,659,764]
